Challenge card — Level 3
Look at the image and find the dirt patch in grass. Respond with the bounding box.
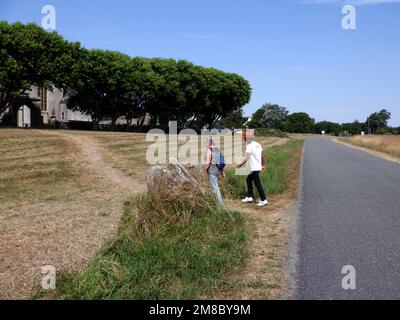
[0,129,144,299]
[47,131,146,193]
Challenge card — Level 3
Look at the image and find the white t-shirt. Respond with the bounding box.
[246,141,263,172]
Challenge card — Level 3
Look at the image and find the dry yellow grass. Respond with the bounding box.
[85,131,288,180]
[0,128,298,300]
[346,135,400,159]
[0,129,144,299]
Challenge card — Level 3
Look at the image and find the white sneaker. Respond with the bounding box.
[241,197,254,203]
[257,200,269,207]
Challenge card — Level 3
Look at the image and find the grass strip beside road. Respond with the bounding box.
[221,139,304,199]
[37,138,304,300]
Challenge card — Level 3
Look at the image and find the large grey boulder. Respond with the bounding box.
[145,160,200,194]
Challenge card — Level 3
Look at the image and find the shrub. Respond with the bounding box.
[377,127,391,135]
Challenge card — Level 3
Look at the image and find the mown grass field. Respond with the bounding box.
[85,132,290,180]
[342,135,400,159]
[0,128,303,300]
[46,135,304,300]
[0,129,133,299]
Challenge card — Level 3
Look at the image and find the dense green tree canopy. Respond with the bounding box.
[314,121,341,135]
[147,59,251,129]
[217,109,246,129]
[341,121,364,135]
[314,121,364,135]
[0,21,82,115]
[120,57,158,129]
[248,108,265,128]
[248,103,288,130]
[286,112,315,133]
[66,49,134,129]
[0,21,252,130]
[258,104,289,130]
[366,109,391,134]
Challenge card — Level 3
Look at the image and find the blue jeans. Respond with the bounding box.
[209,174,223,205]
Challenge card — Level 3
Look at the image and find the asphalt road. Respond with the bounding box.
[295,137,400,300]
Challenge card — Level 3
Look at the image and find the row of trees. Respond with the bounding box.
[0,22,82,118]
[0,22,252,130]
[244,103,396,135]
[247,104,315,133]
[315,109,394,135]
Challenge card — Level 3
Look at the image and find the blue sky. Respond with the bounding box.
[1,0,399,125]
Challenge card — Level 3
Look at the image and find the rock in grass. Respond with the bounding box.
[145,160,200,194]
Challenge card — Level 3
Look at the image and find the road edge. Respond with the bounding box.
[282,139,306,299]
[333,138,400,165]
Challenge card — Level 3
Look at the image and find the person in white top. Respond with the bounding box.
[237,130,268,207]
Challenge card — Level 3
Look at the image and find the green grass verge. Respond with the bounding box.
[221,139,304,199]
[46,190,247,300]
[36,139,303,300]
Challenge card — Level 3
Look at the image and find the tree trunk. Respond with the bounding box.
[0,92,8,115]
[138,115,146,132]
[126,116,133,132]
[9,105,18,127]
[211,115,222,128]
[92,116,99,131]
[111,116,118,131]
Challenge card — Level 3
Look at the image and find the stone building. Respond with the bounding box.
[0,85,151,129]
[0,86,91,128]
